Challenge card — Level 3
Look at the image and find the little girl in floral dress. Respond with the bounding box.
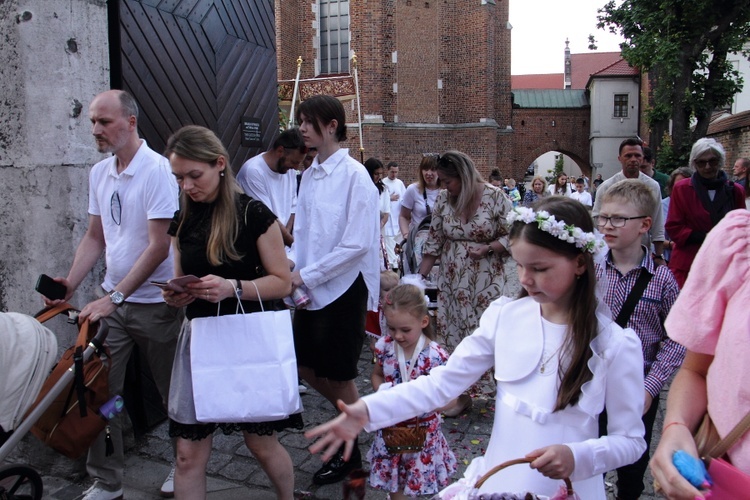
[367,280,457,497]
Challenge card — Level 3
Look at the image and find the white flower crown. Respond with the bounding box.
[506,206,606,255]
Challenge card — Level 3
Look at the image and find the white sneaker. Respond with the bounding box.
[298,379,308,394]
[81,482,123,500]
[160,466,175,498]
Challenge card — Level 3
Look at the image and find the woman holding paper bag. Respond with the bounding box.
[162,125,301,500]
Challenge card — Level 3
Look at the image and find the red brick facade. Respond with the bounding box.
[512,108,592,177]
[275,0,586,185]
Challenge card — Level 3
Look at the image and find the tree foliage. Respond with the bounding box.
[598,0,750,168]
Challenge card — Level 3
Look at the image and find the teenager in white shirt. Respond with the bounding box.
[291,95,380,485]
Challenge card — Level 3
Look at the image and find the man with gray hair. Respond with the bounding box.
[733,157,749,188]
[44,90,181,500]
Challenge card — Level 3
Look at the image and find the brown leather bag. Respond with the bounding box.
[26,311,111,459]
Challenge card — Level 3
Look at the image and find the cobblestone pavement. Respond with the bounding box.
[4,348,667,499]
[4,265,665,498]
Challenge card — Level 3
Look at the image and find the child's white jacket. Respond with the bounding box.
[363,296,646,498]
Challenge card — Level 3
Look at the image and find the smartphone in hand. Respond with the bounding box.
[35,274,67,300]
[150,274,201,293]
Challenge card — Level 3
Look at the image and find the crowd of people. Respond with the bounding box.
[39,89,749,499]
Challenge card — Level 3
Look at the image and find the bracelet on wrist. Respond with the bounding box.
[663,421,689,433]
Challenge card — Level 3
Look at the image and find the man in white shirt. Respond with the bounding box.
[381,161,406,270]
[44,90,181,500]
[236,128,307,246]
[593,138,665,264]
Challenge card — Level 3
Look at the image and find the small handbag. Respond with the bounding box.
[382,416,428,454]
[380,335,429,454]
[190,281,302,423]
[695,410,750,498]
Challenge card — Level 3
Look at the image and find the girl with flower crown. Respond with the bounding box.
[306,197,646,498]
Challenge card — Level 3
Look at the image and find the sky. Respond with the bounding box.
[509,0,626,75]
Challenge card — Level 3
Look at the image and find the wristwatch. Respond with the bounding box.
[109,290,125,306]
[487,246,495,257]
[233,279,243,298]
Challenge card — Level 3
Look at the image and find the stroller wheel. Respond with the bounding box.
[0,464,43,500]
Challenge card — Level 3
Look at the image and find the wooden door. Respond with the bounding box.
[114,0,277,170]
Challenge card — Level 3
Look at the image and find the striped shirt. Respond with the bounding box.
[596,249,685,398]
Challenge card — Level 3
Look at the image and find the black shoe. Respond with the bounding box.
[312,448,362,485]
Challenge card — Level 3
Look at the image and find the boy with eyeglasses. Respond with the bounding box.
[594,178,685,500]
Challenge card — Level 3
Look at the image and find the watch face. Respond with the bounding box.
[110,291,125,305]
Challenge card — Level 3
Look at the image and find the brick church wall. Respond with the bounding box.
[277,1,587,185]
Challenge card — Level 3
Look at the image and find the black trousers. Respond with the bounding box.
[598,397,659,500]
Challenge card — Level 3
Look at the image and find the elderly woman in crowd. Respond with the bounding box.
[661,166,692,263]
[522,175,548,207]
[650,209,750,499]
[162,125,300,499]
[417,151,512,410]
[665,138,745,287]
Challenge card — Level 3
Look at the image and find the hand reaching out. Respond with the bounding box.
[305,399,370,462]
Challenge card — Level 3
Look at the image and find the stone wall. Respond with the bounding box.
[0,0,109,339]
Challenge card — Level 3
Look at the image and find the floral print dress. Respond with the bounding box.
[422,185,513,394]
[367,335,457,495]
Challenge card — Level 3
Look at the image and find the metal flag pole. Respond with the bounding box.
[288,56,303,129]
[351,51,365,163]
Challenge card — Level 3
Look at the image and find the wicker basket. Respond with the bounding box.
[474,458,576,499]
[381,418,427,454]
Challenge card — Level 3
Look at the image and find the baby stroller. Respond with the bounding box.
[397,216,439,306]
[0,304,109,500]
[397,215,432,277]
